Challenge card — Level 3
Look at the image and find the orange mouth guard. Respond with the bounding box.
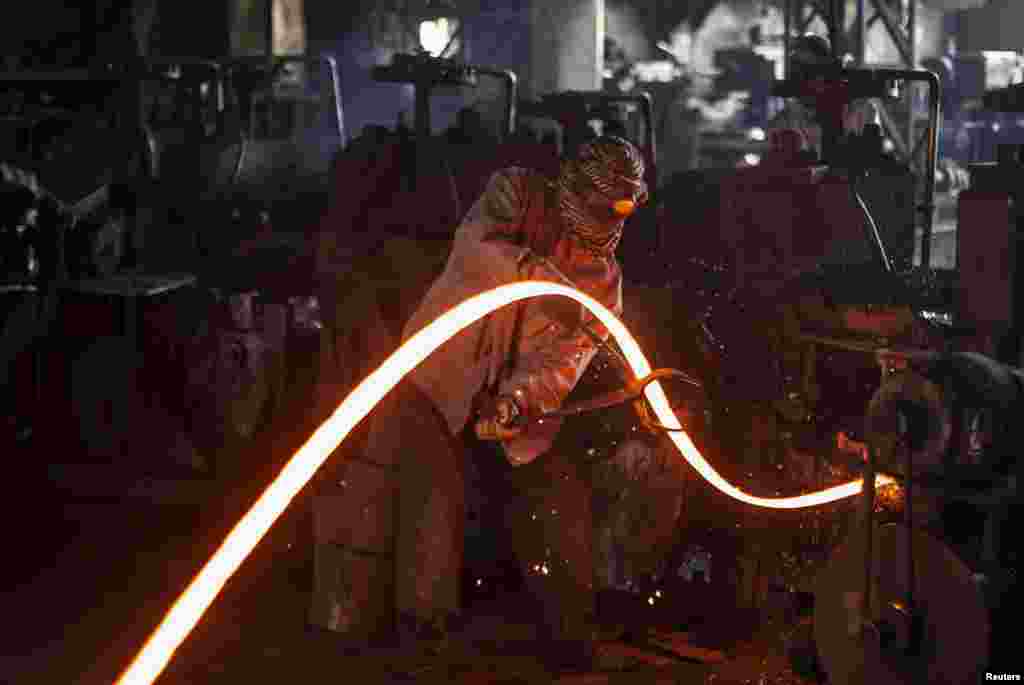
[613,199,636,217]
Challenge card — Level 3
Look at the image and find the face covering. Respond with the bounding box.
[555,137,647,256]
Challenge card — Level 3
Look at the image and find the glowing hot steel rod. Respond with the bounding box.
[114,281,893,685]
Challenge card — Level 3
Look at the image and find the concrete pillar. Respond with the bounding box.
[272,0,306,56]
[527,0,604,97]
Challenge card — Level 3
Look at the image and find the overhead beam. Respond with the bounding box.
[870,0,913,66]
[782,0,936,266]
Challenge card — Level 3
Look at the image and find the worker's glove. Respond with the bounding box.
[474,394,525,442]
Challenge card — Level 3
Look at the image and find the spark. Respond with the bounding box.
[114,281,887,685]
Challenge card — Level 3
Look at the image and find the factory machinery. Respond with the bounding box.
[678,59,1022,684]
[1,55,345,475]
[3,40,1022,684]
[290,42,1022,682]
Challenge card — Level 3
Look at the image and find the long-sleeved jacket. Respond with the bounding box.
[402,166,623,465]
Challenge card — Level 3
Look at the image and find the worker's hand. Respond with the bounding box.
[474,395,525,442]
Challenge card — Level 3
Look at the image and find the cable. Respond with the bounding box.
[851,180,892,274]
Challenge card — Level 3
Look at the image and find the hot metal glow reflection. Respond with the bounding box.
[115,281,890,685]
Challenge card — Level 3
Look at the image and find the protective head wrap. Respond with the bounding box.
[556,136,647,255]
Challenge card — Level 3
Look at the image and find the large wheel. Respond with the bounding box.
[814,523,989,685]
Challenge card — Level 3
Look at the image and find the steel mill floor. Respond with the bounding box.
[0,439,816,685]
[1,493,815,684]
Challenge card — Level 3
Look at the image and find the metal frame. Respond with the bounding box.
[372,53,517,140]
[782,0,847,73]
[781,0,940,267]
[783,0,922,163]
[782,1,917,67]
[221,55,347,148]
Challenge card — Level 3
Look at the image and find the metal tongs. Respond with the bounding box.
[515,252,702,432]
[529,367,702,433]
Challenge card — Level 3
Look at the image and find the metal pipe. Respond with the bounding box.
[414,83,432,140]
[637,92,656,174]
[861,442,877,644]
[915,69,941,270]
[784,0,792,80]
[828,0,844,61]
[839,67,940,267]
[323,56,348,149]
[265,0,274,58]
[907,0,916,67]
[855,0,866,65]
[907,0,917,176]
[904,411,916,626]
[925,79,940,270]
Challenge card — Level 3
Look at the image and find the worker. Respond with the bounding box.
[372,137,647,670]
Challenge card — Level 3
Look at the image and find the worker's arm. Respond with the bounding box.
[496,259,623,420]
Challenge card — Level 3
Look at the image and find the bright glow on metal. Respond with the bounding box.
[613,199,637,217]
[115,281,889,685]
